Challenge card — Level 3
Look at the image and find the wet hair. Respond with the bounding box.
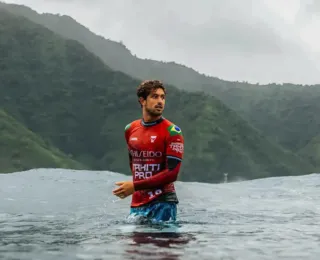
[136,80,166,106]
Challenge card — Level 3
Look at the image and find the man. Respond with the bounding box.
[112,80,184,223]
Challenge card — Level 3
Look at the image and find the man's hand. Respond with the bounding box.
[112,181,135,199]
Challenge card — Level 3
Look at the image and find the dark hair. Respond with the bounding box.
[136,80,166,106]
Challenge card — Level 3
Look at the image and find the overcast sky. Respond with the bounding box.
[2,0,320,84]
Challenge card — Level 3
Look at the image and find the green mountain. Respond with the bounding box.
[230,84,320,151]
[0,8,315,182]
[298,134,320,169]
[0,1,220,92]
[0,109,85,173]
[2,1,319,165]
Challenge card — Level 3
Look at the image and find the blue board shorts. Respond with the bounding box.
[129,202,177,223]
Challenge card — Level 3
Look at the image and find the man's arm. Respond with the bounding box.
[133,125,184,191]
[124,123,132,171]
[133,157,182,190]
[128,151,133,172]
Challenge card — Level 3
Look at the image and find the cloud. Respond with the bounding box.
[304,0,320,13]
[1,0,319,84]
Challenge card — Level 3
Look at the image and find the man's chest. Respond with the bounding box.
[128,127,166,153]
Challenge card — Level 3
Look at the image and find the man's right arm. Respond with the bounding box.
[128,151,133,172]
[124,122,133,172]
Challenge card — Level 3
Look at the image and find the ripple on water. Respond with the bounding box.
[1,170,320,259]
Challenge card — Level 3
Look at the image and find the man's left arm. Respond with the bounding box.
[133,131,184,191]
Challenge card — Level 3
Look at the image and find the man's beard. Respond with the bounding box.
[146,106,163,117]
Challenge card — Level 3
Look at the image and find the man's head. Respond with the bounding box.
[137,80,166,117]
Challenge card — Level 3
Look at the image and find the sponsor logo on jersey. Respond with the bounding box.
[133,163,161,179]
[150,136,157,143]
[167,124,182,136]
[169,142,184,153]
[129,150,162,157]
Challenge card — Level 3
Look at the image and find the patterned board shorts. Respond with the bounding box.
[129,202,177,224]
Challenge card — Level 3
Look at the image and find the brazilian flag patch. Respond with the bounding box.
[167,124,182,136]
[125,123,131,131]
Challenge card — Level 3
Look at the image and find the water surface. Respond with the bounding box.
[1,169,319,259]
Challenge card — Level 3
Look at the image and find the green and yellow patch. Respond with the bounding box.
[167,124,182,136]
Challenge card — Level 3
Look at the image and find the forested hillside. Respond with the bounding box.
[2,2,319,169]
[0,8,314,181]
[0,109,84,173]
[3,1,320,170]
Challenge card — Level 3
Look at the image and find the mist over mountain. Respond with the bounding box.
[0,7,315,182]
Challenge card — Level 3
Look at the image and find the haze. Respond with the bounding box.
[2,0,320,84]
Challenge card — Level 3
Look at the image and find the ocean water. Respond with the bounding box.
[1,169,319,260]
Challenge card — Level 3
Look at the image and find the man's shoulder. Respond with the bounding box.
[124,119,141,132]
[162,118,183,137]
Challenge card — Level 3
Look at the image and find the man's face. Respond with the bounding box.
[141,88,166,117]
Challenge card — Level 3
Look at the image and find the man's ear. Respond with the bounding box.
[139,97,145,106]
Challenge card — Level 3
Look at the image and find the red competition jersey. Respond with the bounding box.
[124,116,184,207]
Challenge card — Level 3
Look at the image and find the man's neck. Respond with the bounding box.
[143,114,162,122]
[141,114,164,127]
